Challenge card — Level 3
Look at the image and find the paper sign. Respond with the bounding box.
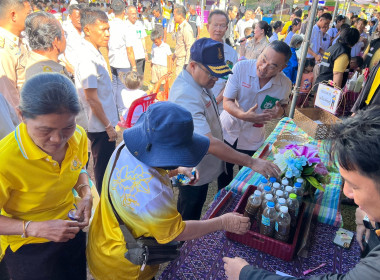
[315,84,342,114]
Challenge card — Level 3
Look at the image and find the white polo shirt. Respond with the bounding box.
[220,60,291,151]
[63,22,84,69]
[235,18,254,40]
[108,18,136,68]
[126,19,147,60]
[307,24,323,58]
[151,42,172,67]
[209,42,238,113]
[75,39,119,133]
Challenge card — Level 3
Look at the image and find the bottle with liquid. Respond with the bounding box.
[281,178,289,191]
[260,201,277,237]
[258,178,268,192]
[261,186,273,200]
[274,206,291,242]
[284,185,295,200]
[244,190,262,225]
[296,177,305,189]
[272,182,281,194]
[275,197,287,212]
[257,193,274,223]
[274,189,284,203]
[293,182,304,204]
[284,170,294,186]
[287,193,300,228]
[268,177,277,188]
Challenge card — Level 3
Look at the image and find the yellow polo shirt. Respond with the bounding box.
[0,123,88,256]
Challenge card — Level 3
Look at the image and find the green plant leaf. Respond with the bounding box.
[302,166,315,176]
[305,176,325,191]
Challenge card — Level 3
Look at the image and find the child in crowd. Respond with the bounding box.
[269,21,283,42]
[349,56,364,77]
[297,59,315,107]
[150,30,172,88]
[244,26,253,42]
[283,35,303,84]
[117,71,147,125]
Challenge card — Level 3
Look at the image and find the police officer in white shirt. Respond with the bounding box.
[126,5,148,76]
[108,0,137,111]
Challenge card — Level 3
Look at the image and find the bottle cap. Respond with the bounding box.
[276,190,284,196]
[294,182,302,188]
[278,198,286,204]
[289,193,297,199]
[265,194,273,200]
[261,178,268,183]
[263,186,271,192]
[296,178,304,183]
[281,178,289,185]
[280,206,289,213]
[285,186,293,192]
[273,182,280,189]
[269,177,276,183]
[254,190,262,197]
[267,201,275,208]
[285,170,293,178]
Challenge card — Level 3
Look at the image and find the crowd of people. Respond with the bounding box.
[0,0,380,280]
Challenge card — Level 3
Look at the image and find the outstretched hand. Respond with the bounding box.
[243,104,272,124]
[249,158,281,179]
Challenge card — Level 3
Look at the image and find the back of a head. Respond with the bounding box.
[290,34,303,48]
[20,73,80,119]
[353,56,364,68]
[320,12,332,21]
[111,0,125,16]
[272,20,282,30]
[294,9,302,18]
[0,0,26,19]
[340,23,350,31]
[25,11,62,51]
[330,106,380,185]
[338,27,360,47]
[267,40,292,63]
[80,7,108,31]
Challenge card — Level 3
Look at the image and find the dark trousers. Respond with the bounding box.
[0,260,9,280]
[4,231,86,280]
[136,58,146,76]
[177,183,209,221]
[87,131,116,194]
[217,140,255,191]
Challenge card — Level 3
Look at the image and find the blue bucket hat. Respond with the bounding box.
[123,102,210,168]
[190,38,233,78]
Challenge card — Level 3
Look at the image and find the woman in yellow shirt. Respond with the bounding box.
[0,73,92,280]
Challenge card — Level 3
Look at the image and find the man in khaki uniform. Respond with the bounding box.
[173,4,195,76]
[0,0,31,111]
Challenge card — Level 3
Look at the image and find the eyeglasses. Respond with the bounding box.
[209,23,227,30]
[258,56,280,71]
[195,63,218,80]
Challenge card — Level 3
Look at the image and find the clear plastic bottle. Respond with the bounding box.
[257,193,274,223]
[284,185,295,200]
[274,206,291,242]
[296,177,305,189]
[293,182,304,204]
[260,201,277,237]
[268,177,277,188]
[258,178,269,192]
[272,182,281,194]
[274,189,284,203]
[287,193,300,228]
[284,170,293,186]
[281,178,289,191]
[261,186,273,200]
[244,190,262,225]
[275,197,287,212]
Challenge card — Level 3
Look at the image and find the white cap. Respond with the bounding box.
[285,186,293,192]
[280,206,289,213]
[265,194,273,200]
[276,190,284,196]
[254,190,262,197]
[273,182,280,189]
[281,178,289,185]
[297,178,304,183]
[70,0,79,5]
[278,198,286,204]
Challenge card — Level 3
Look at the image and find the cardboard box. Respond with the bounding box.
[293,108,341,140]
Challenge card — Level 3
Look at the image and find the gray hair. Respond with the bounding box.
[25,12,62,51]
[174,4,186,18]
[19,73,80,119]
[80,7,108,31]
[290,35,303,48]
[0,0,27,18]
[68,4,80,15]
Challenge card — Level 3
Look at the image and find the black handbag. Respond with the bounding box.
[107,144,181,270]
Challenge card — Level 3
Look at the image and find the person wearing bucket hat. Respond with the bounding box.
[86,102,251,280]
[169,38,281,221]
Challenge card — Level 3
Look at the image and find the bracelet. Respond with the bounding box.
[76,183,90,194]
[21,220,32,238]
[105,122,112,129]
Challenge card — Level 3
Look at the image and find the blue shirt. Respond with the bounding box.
[282,48,298,84]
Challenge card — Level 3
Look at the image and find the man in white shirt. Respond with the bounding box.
[218,41,292,189]
[207,10,238,112]
[307,13,332,63]
[235,9,253,43]
[126,5,148,76]
[63,4,83,69]
[75,7,119,193]
[188,5,201,39]
[108,0,137,111]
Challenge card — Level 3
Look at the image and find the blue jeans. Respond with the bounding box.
[111,67,130,112]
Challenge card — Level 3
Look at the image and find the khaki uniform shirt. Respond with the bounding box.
[25,51,66,80]
[174,20,194,64]
[0,27,26,110]
[243,36,269,60]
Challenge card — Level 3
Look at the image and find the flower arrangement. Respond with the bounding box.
[273,144,331,193]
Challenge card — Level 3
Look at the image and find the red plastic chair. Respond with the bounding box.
[118,93,157,128]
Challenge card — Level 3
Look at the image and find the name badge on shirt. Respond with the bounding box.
[261,95,280,110]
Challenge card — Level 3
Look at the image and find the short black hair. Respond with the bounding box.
[208,9,229,25]
[267,40,292,63]
[272,20,282,30]
[330,106,380,190]
[294,9,302,18]
[338,27,360,47]
[320,12,332,21]
[80,7,108,31]
[352,56,364,68]
[340,23,350,31]
[227,5,237,13]
[336,15,346,23]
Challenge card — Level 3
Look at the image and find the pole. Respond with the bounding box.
[345,0,351,16]
[342,0,347,16]
[201,0,204,29]
[289,0,319,118]
[280,0,284,21]
[331,0,339,27]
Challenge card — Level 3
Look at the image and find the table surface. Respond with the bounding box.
[221,117,343,227]
[159,190,360,280]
